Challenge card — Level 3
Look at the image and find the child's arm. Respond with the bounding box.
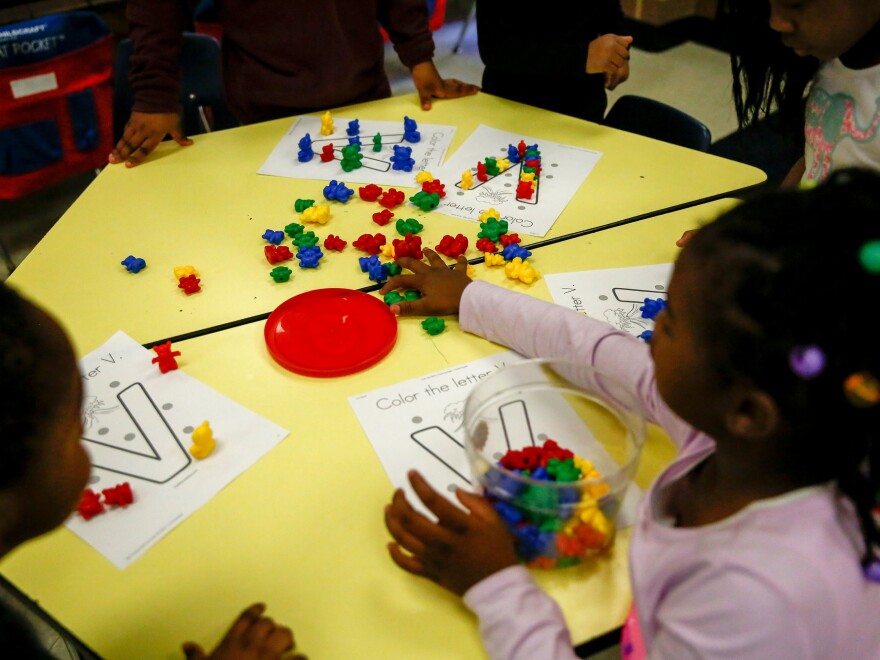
[182,603,304,659]
[385,471,579,660]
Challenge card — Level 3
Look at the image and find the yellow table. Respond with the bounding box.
[2,199,735,659]
[8,94,763,353]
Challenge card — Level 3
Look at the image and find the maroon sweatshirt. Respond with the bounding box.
[127,0,436,124]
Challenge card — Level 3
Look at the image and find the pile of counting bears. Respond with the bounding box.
[265,245,293,264]
[323,235,347,251]
[177,274,201,294]
[410,190,440,211]
[320,111,333,135]
[505,257,540,285]
[436,234,468,259]
[121,255,146,273]
[390,144,415,171]
[323,180,354,203]
[403,116,420,142]
[378,188,405,209]
[294,198,314,213]
[320,144,335,162]
[501,243,531,261]
[485,439,612,566]
[372,209,394,226]
[270,266,293,282]
[421,317,446,335]
[359,255,389,283]
[262,229,284,244]
[297,133,313,162]
[359,184,383,201]
[296,246,323,268]
[396,218,424,236]
[353,233,387,255]
[639,297,667,320]
[301,205,330,224]
[393,233,423,259]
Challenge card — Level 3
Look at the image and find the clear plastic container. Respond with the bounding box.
[464,359,645,568]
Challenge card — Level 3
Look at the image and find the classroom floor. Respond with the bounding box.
[0,18,737,284]
[0,16,735,660]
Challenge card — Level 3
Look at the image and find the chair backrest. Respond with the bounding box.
[603,95,712,152]
[113,32,238,142]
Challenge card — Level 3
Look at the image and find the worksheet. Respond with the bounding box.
[432,125,603,237]
[259,115,456,186]
[545,263,673,338]
[349,352,640,526]
[68,332,288,568]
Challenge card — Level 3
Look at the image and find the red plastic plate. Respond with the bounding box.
[265,288,398,377]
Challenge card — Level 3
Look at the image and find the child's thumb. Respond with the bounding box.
[182,642,207,660]
[390,299,424,317]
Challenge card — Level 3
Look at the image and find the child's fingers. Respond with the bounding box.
[385,497,430,555]
[379,273,421,294]
[452,255,469,272]
[181,642,207,660]
[390,298,430,317]
[264,625,295,654]
[388,541,429,576]
[423,248,447,268]
[229,603,266,638]
[395,256,431,274]
[455,489,501,522]
[408,471,470,533]
[246,616,277,643]
[387,488,459,548]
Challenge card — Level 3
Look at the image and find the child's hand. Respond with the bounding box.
[676,229,696,247]
[384,470,518,597]
[586,34,633,90]
[182,603,305,660]
[378,248,472,317]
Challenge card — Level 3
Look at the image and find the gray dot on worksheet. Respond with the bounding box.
[537,433,548,441]
[97,427,109,435]
[599,295,608,301]
[457,191,464,196]
[109,381,120,388]
[162,403,173,410]
[551,163,558,167]
[411,416,423,424]
[518,206,525,210]
[183,425,194,434]
[124,433,135,441]
[493,452,503,460]
[499,147,506,152]
[546,175,554,180]
[504,183,512,188]
[88,475,100,485]
[447,483,458,493]
[655,284,665,290]
[505,171,513,177]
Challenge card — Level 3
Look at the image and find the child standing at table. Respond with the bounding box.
[0,283,302,659]
[380,169,880,658]
[724,0,880,186]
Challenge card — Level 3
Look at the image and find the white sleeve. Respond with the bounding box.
[459,281,692,441]
[463,566,579,660]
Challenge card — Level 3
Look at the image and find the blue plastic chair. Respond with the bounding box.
[603,95,712,152]
[113,33,239,142]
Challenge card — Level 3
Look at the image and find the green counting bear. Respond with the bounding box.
[478,218,509,242]
[409,190,440,212]
[284,222,305,239]
[396,218,424,236]
[421,317,445,335]
[270,266,292,283]
[294,199,314,213]
[293,231,319,248]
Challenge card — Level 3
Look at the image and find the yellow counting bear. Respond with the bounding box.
[415,170,434,184]
[505,257,539,284]
[479,207,500,223]
[301,204,331,224]
[461,169,474,190]
[190,421,216,459]
[173,265,199,279]
[484,252,505,267]
[320,111,334,136]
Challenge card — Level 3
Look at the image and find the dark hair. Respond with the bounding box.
[721,0,819,128]
[687,169,880,568]
[0,283,46,489]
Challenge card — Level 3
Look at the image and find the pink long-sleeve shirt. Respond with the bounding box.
[458,281,880,659]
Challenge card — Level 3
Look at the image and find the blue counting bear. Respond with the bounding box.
[493,500,524,526]
[358,255,389,283]
[639,297,667,320]
[348,135,362,147]
[296,245,323,268]
[346,119,360,136]
[484,466,526,497]
[638,329,654,343]
[507,144,521,164]
[323,179,354,203]
[121,255,146,273]
[390,144,415,172]
[403,115,421,143]
[511,525,554,562]
[297,132,313,162]
[262,229,284,244]
[501,243,532,261]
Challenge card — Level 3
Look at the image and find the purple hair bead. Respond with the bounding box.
[789,345,826,379]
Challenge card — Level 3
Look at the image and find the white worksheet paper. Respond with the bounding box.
[545,263,673,338]
[258,115,456,186]
[67,331,288,569]
[432,125,603,237]
[349,352,640,526]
